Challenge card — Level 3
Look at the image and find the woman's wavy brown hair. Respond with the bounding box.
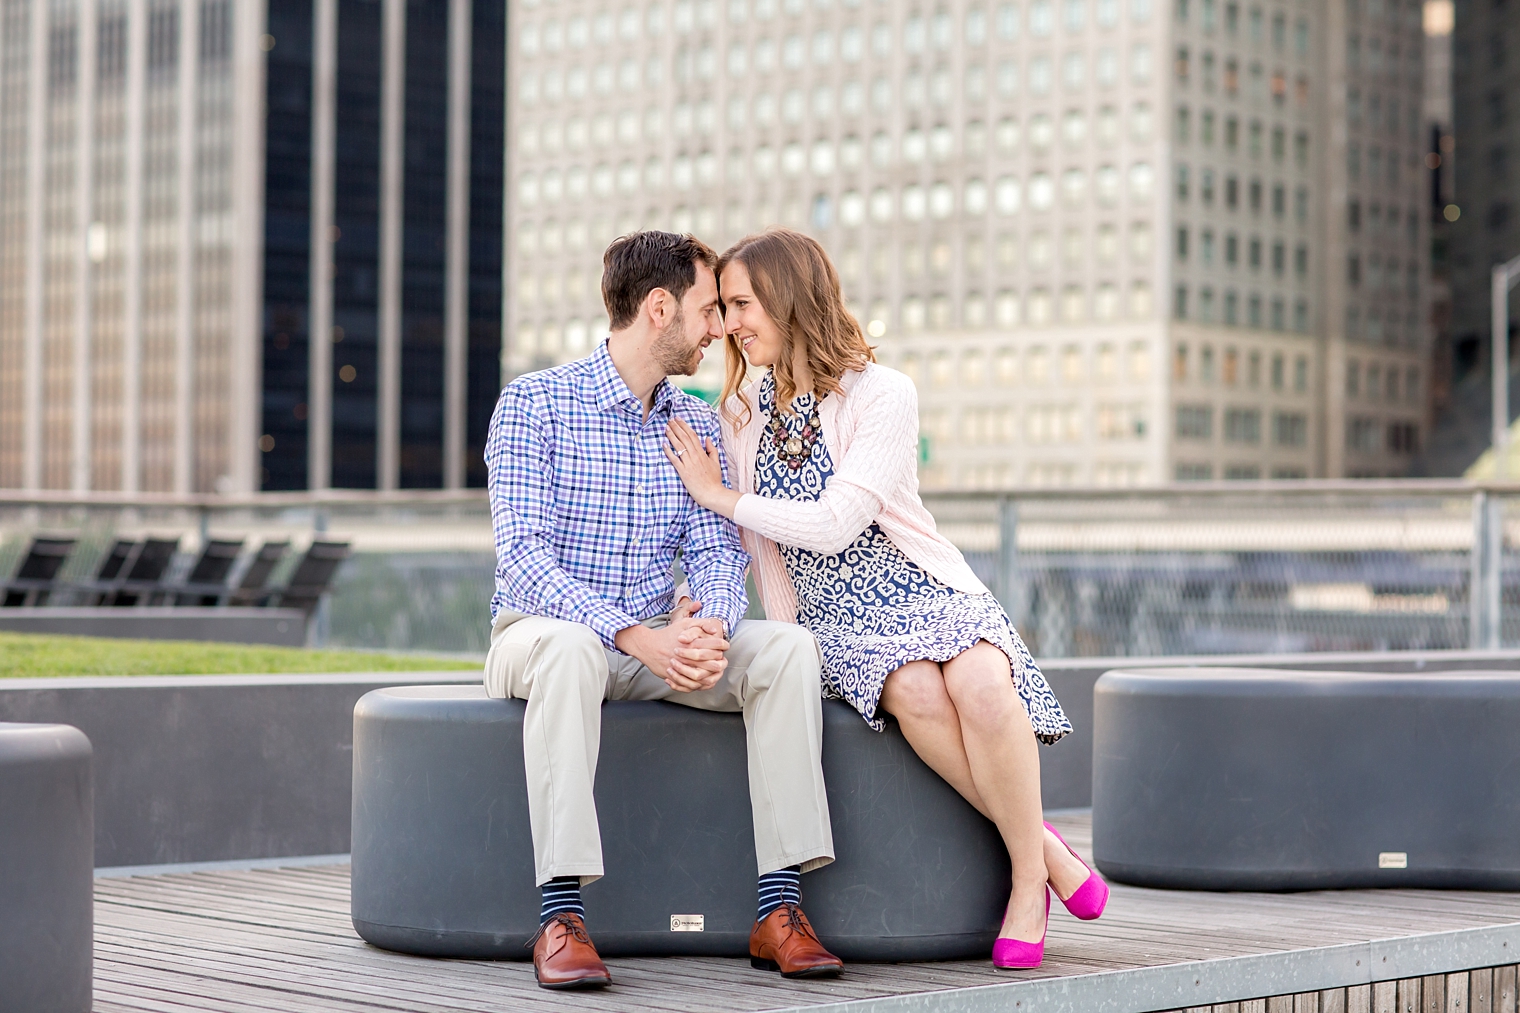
[717,228,876,428]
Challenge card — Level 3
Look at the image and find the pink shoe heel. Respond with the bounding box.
[992,888,1049,970]
[1045,821,1109,921]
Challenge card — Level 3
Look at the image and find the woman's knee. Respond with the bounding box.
[880,662,955,723]
[943,647,1020,724]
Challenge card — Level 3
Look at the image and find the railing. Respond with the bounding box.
[1,480,1516,657]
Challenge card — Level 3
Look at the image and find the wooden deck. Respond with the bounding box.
[93,813,1520,1013]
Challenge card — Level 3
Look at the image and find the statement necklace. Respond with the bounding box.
[769,396,823,471]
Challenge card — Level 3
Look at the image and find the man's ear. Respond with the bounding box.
[644,287,672,328]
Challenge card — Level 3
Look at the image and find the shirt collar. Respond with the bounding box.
[588,339,678,416]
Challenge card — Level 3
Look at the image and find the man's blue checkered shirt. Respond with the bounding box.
[485,340,749,649]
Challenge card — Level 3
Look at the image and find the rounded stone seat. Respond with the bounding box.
[1092,667,1520,891]
[0,722,94,1013]
[351,686,1009,960]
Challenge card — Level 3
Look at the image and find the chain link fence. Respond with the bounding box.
[1,484,1516,658]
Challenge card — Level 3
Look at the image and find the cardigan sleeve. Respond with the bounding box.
[732,370,918,555]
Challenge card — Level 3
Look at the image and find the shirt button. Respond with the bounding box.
[635,483,646,493]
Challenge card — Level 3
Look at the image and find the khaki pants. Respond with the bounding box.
[484,610,836,887]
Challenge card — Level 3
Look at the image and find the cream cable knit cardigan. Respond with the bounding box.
[723,363,990,624]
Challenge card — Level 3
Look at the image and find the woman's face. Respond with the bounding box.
[720,260,784,369]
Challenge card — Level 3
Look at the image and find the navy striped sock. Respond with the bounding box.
[757,866,802,921]
[540,877,585,925]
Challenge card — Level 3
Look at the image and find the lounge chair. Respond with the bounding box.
[274,541,352,616]
[174,539,247,606]
[109,538,180,607]
[1,538,77,607]
[228,541,290,607]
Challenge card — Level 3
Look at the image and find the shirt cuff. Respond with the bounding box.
[584,601,643,652]
[699,589,747,636]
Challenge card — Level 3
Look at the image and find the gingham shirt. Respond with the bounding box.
[486,340,749,649]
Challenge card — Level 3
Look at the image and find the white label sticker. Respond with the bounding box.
[670,914,705,932]
[1378,852,1408,869]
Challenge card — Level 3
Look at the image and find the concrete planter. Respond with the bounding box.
[0,649,1514,871]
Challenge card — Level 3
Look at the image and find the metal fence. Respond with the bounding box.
[1,481,1516,657]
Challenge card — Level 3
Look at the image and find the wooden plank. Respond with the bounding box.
[1349,985,1372,1013]
[1494,965,1518,1013]
[1471,968,1494,1013]
[1449,972,1471,1013]
[1400,978,1424,1013]
[1427,974,1449,1013]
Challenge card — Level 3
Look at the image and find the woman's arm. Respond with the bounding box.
[664,372,919,555]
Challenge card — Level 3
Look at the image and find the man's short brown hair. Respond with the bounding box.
[601,231,718,330]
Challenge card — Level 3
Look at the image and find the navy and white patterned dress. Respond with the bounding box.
[754,373,1071,744]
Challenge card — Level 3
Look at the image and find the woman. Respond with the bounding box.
[663,228,1106,969]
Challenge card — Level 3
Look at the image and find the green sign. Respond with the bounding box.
[680,386,721,405]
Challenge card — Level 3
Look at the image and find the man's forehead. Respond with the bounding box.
[689,263,719,301]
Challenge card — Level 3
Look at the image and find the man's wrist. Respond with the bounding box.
[613,623,650,657]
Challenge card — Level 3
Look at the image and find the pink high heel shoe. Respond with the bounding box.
[991,888,1049,970]
[1044,821,1109,921]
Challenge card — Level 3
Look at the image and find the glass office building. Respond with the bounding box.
[0,0,504,494]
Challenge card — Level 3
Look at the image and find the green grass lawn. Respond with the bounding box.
[0,632,482,679]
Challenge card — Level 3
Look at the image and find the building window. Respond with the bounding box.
[1224,465,1261,480]
[1347,416,1381,453]
[1294,355,1308,392]
[1176,463,1213,481]
[1273,411,1307,447]
[1224,408,1261,443]
[1388,422,1419,455]
[1176,404,1214,439]
[1270,353,1284,390]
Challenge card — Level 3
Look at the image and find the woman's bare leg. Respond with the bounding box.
[879,661,990,817]
[880,651,1090,942]
[938,642,1048,941]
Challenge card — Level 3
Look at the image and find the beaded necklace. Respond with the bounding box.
[768,394,823,472]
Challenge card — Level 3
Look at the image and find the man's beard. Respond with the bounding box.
[650,306,702,376]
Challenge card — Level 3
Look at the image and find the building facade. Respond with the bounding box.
[1444,0,1519,421]
[0,0,504,495]
[506,0,1432,486]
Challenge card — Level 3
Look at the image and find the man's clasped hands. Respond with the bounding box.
[610,599,731,692]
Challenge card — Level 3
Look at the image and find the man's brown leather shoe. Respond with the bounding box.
[749,903,844,978]
[530,913,612,990]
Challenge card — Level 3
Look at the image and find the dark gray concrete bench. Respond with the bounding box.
[350,686,1009,960]
[1092,667,1520,891]
[0,722,94,1012]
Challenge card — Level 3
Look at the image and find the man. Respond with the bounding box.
[484,231,842,990]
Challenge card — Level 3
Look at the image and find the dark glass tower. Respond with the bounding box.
[259,0,504,491]
[260,0,315,491]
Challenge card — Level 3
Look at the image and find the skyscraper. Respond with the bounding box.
[0,0,505,495]
[1442,0,1519,443]
[506,0,1432,486]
